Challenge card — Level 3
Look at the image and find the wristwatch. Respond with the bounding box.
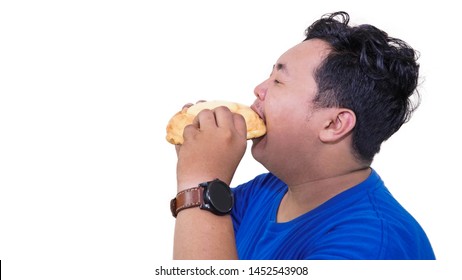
[170,179,234,218]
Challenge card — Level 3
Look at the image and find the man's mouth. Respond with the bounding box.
[251,103,266,125]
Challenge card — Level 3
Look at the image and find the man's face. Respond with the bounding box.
[250,39,331,180]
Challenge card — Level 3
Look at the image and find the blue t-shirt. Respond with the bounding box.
[231,169,435,260]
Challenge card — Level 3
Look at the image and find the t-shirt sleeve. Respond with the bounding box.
[231,173,271,234]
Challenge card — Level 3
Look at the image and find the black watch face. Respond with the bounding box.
[205,180,233,214]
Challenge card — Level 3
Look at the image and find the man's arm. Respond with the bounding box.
[173,106,247,259]
[173,208,237,259]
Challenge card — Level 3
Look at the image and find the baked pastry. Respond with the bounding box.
[166,100,266,145]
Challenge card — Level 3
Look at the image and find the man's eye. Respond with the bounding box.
[274,79,281,84]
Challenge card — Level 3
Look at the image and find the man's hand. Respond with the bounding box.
[176,106,247,192]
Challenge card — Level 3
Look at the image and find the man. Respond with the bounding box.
[171,11,435,259]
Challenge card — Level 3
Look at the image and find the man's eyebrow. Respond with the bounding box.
[272,63,289,75]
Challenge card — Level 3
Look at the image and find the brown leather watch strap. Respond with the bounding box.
[170,186,204,218]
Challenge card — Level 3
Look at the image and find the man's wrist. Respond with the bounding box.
[172,178,233,217]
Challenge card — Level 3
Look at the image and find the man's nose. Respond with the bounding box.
[254,80,268,100]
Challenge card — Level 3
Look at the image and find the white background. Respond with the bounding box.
[1,0,460,279]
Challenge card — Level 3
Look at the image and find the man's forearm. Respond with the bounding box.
[173,208,238,259]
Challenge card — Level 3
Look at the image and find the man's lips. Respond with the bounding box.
[251,103,266,124]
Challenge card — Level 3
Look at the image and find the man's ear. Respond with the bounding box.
[319,109,356,143]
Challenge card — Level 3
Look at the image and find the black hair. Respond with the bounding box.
[305,11,420,163]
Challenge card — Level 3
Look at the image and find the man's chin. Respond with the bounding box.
[250,135,268,167]
[251,134,264,145]
[251,134,266,153]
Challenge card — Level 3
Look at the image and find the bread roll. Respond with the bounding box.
[166,100,266,145]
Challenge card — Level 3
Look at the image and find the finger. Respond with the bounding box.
[182,123,198,141]
[182,103,194,110]
[213,106,234,128]
[194,109,217,129]
[233,113,247,138]
[181,100,206,110]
